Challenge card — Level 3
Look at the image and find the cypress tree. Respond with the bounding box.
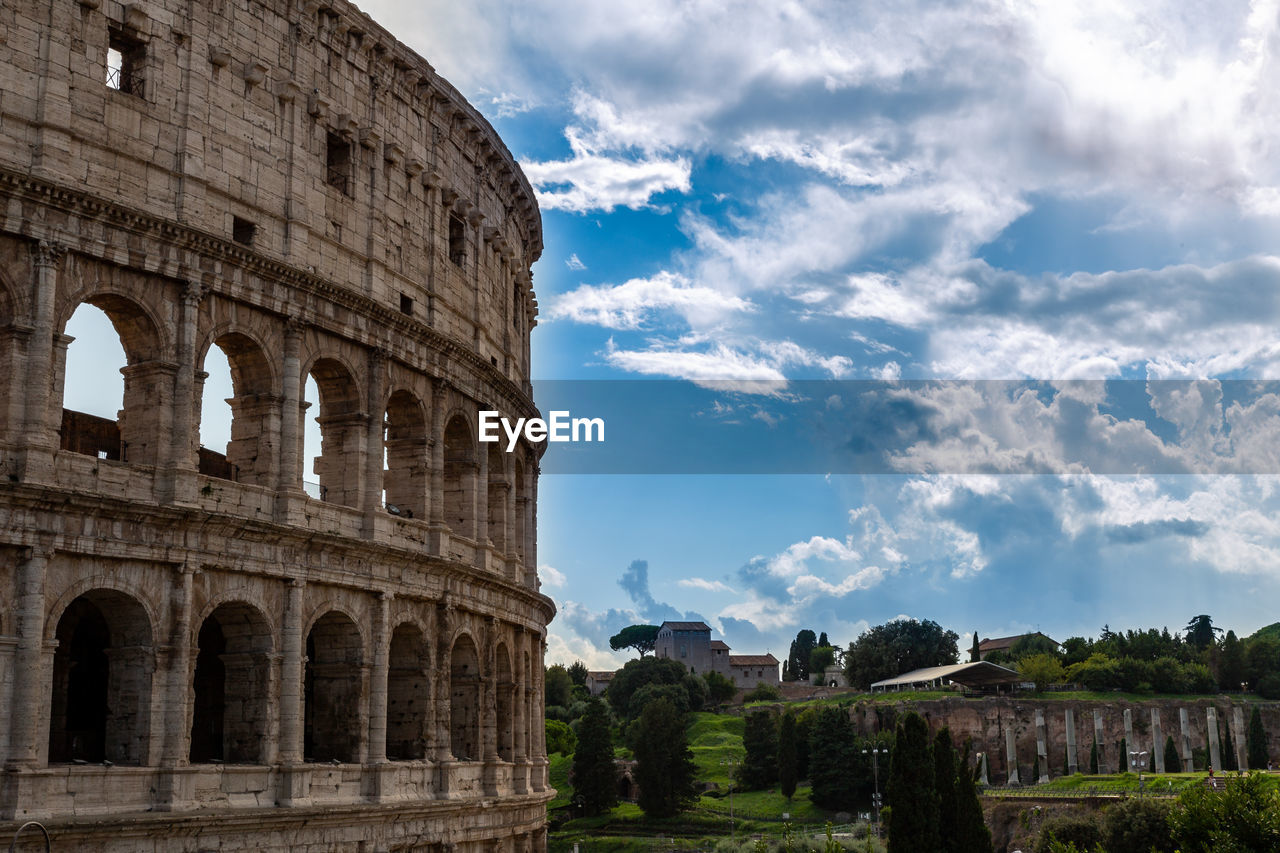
[1089,737,1099,774]
[1246,706,1268,769]
[741,709,778,790]
[1031,753,1040,784]
[1223,721,1237,771]
[1062,748,1070,778]
[886,711,939,853]
[572,697,619,816]
[955,742,994,853]
[1118,737,1128,773]
[934,727,959,852]
[631,697,698,818]
[778,711,798,800]
[1164,735,1180,772]
[970,632,981,663]
[808,706,858,810]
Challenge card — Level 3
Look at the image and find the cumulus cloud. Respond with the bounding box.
[548,271,753,330]
[523,129,691,213]
[678,577,735,593]
[539,564,567,588]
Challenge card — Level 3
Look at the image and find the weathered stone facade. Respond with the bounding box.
[0,0,553,848]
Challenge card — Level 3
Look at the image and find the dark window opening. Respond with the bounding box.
[106,31,145,97]
[448,215,465,267]
[232,216,256,247]
[399,293,413,316]
[512,284,521,329]
[326,132,352,195]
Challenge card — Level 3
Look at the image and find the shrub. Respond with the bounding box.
[1033,814,1101,853]
[744,683,782,702]
[1099,797,1174,853]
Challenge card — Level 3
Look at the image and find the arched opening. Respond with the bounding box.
[386,623,428,760]
[304,611,363,763]
[449,634,480,761]
[49,589,153,765]
[486,444,508,552]
[618,774,633,801]
[60,296,165,466]
[198,333,277,486]
[304,358,362,507]
[442,415,475,538]
[383,390,427,519]
[190,602,273,764]
[496,643,514,761]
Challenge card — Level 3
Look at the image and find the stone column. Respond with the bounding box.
[275,319,305,523]
[18,240,65,483]
[524,464,539,588]
[1152,709,1165,773]
[367,593,391,764]
[1005,725,1019,786]
[1206,707,1222,772]
[362,348,388,538]
[978,751,989,786]
[1064,709,1079,775]
[156,564,196,810]
[428,380,447,549]
[512,628,528,794]
[161,281,206,504]
[1035,709,1050,783]
[1093,710,1106,773]
[6,547,50,768]
[1123,708,1135,772]
[475,441,489,555]
[434,602,454,763]
[1179,707,1194,772]
[279,580,305,764]
[1233,706,1248,771]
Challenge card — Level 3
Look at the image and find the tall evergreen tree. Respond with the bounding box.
[886,711,940,853]
[1247,706,1269,769]
[934,727,959,853]
[971,632,982,663]
[1089,737,1099,774]
[818,631,830,647]
[1222,721,1237,771]
[572,698,619,816]
[740,709,778,790]
[955,742,994,853]
[1118,737,1128,773]
[787,629,818,682]
[808,706,859,810]
[631,697,698,818]
[1165,735,1180,772]
[778,711,799,800]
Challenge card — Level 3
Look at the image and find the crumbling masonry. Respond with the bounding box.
[0,0,553,848]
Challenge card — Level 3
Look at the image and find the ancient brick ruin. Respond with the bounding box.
[0,0,553,848]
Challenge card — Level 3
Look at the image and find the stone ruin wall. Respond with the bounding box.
[0,0,554,849]
[849,697,1280,786]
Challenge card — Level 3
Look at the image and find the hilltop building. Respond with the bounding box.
[654,621,780,688]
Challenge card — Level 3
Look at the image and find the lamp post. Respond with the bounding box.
[1129,750,1148,798]
[720,758,741,841]
[863,746,889,837]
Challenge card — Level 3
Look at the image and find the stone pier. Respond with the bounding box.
[1064,708,1079,775]
[1207,707,1222,772]
[1035,709,1050,783]
[1180,707,1194,772]
[1152,709,1165,773]
[1005,725,1020,786]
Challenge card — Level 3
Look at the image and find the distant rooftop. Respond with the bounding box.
[660,621,712,632]
[730,654,779,666]
[710,640,731,651]
[978,631,1059,652]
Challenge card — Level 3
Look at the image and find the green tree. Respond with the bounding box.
[567,660,588,686]
[606,655,690,719]
[740,709,778,790]
[1223,722,1238,772]
[788,629,818,682]
[845,618,960,689]
[1117,736,1128,773]
[886,711,939,853]
[545,719,576,755]
[631,697,698,818]
[934,728,959,852]
[1099,797,1174,853]
[1165,735,1180,772]
[955,742,994,853]
[1247,706,1268,769]
[809,645,837,679]
[1185,614,1221,651]
[808,706,859,810]
[1010,633,1061,660]
[1018,653,1065,692]
[1219,630,1247,690]
[778,711,799,800]
[609,624,660,657]
[970,632,981,663]
[1169,771,1280,851]
[572,698,618,816]
[703,670,737,711]
[545,664,573,708]
[1089,737,1099,774]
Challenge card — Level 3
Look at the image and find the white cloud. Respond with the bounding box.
[523,129,691,213]
[539,564,567,588]
[565,253,587,271]
[677,577,735,593]
[548,271,753,330]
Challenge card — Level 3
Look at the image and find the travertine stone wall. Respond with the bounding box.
[0,0,553,849]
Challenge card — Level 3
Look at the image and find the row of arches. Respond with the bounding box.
[47,588,539,770]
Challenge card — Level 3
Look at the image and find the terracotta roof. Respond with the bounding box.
[729,654,779,666]
[978,632,1059,652]
[710,640,731,651]
[660,621,711,632]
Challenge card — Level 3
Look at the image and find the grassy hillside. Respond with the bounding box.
[1249,622,1280,642]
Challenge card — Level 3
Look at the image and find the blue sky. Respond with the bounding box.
[64,0,1280,669]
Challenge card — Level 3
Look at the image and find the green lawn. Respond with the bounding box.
[687,712,746,786]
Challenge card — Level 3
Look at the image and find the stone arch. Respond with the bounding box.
[387,621,429,760]
[449,633,481,761]
[59,292,169,465]
[48,588,154,766]
[486,443,508,553]
[190,600,274,764]
[303,355,364,507]
[304,609,364,763]
[495,641,514,761]
[383,388,428,519]
[443,412,477,539]
[196,328,279,486]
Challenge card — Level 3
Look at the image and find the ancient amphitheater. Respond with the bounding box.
[0,0,552,848]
